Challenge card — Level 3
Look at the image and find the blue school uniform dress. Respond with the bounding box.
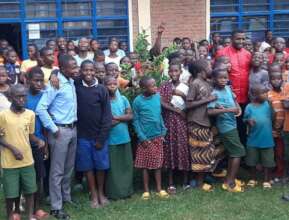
[74,78,112,171]
[25,91,46,178]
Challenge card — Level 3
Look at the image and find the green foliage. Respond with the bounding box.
[134,30,150,62]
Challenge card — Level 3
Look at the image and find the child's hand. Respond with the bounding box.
[175,108,186,119]
[12,148,23,160]
[157,23,165,34]
[0,127,5,137]
[227,107,240,114]
[37,139,46,149]
[50,74,60,90]
[247,119,256,127]
[235,107,242,117]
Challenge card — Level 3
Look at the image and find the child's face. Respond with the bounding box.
[47,41,56,50]
[244,39,253,53]
[120,42,128,51]
[223,38,231,47]
[91,40,100,51]
[168,65,181,82]
[95,55,105,63]
[252,52,263,67]
[222,57,232,72]
[182,39,191,50]
[198,46,208,58]
[95,65,106,80]
[67,42,75,51]
[106,78,118,95]
[28,46,37,59]
[121,57,131,66]
[106,64,120,78]
[275,38,285,52]
[254,88,268,102]
[214,71,229,88]
[144,78,157,95]
[0,68,8,85]
[275,53,285,65]
[7,51,17,64]
[81,63,95,83]
[29,73,44,93]
[109,41,119,53]
[270,72,283,90]
[78,38,89,52]
[43,49,55,66]
[67,50,76,57]
[10,87,27,109]
[57,38,67,51]
[129,53,139,65]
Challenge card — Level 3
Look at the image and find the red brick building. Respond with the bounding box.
[130,0,210,48]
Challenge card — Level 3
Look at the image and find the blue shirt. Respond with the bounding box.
[207,86,237,134]
[36,72,77,133]
[109,95,131,145]
[132,93,167,142]
[25,91,44,147]
[243,101,274,148]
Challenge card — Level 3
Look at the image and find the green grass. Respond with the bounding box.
[2,174,289,220]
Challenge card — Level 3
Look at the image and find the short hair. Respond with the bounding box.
[182,37,191,42]
[231,29,245,37]
[46,39,55,45]
[120,56,130,64]
[188,59,209,78]
[139,75,153,88]
[105,62,118,71]
[167,51,181,63]
[39,47,52,57]
[173,37,182,43]
[269,63,282,73]
[9,83,27,96]
[199,39,209,45]
[211,68,228,78]
[94,49,105,57]
[104,75,116,85]
[58,54,75,69]
[80,60,94,69]
[169,61,182,71]
[27,66,44,80]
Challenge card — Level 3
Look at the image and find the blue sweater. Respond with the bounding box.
[132,93,166,142]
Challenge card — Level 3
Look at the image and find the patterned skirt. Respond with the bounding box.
[189,123,224,172]
[134,136,164,170]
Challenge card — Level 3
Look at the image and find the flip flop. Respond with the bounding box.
[235,179,245,187]
[141,192,150,200]
[201,183,213,192]
[156,190,169,199]
[34,209,49,219]
[263,182,272,189]
[247,180,258,187]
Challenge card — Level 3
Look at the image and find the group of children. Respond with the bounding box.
[1,31,289,220]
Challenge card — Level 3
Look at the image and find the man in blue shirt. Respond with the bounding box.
[36,55,78,220]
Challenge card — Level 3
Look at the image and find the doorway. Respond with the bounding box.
[0,23,22,58]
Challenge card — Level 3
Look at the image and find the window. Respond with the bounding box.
[211,17,238,33]
[243,16,268,31]
[0,0,20,18]
[96,19,128,47]
[96,0,127,16]
[210,0,238,13]
[26,0,56,18]
[63,21,92,40]
[274,0,289,10]
[62,0,91,17]
[274,14,289,37]
[243,0,269,12]
[27,22,57,49]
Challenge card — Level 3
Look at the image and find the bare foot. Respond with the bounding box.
[90,199,100,209]
[99,195,110,206]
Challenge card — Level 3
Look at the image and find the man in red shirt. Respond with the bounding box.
[215,30,252,145]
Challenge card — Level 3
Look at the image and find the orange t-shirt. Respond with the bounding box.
[282,83,289,131]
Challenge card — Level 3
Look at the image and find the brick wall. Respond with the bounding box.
[150,0,207,47]
[131,0,139,47]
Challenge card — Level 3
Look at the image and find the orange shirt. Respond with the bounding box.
[268,89,285,137]
[283,83,289,131]
[118,76,129,89]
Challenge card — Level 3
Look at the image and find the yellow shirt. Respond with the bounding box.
[0,109,35,168]
[20,59,37,73]
[41,66,58,85]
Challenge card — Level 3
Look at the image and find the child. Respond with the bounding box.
[268,70,285,181]
[5,49,21,84]
[25,67,49,219]
[20,44,38,75]
[106,62,129,89]
[249,52,270,92]
[213,56,232,72]
[186,60,222,191]
[159,63,190,193]
[93,49,105,65]
[0,66,11,111]
[105,39,122,66]
[39,47,58,85]
[133,76,169,199]
[74,60,112,208]
[207,68,245,193]
[94,62,106,84]
[244,84,275,188]
[104,76,133,200]
[0,84,44,220]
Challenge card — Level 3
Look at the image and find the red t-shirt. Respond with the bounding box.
[215,46,252,104]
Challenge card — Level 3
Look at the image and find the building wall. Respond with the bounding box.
[150,0,207,47]
[130,0,208,49]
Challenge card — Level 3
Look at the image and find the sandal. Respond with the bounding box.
[263,182,272,189]
[156,190,169,199]
[201,183,213,192]
[235,179,245,187]
[222,183,244,193]
[167,186,177,195]
[141,192,150,200]
[247,180,258,187]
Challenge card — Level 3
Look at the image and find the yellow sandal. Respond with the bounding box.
[141,192,150,200]
[156,190,169,199]
[201,183,213,192]
[247,180,258,187]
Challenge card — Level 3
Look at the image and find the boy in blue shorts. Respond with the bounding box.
[0,84,45,220]
[74,60,112,208]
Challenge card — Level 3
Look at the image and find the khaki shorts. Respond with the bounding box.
[246,147,275,168]
[220,129,246,158]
